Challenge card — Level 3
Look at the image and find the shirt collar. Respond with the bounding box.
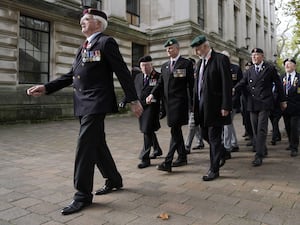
[171,54,180,63]
[87,32,101,43]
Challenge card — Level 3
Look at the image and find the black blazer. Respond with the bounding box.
[134,70,161,133]
[235,61,285,112]
[194,49,232,127]
[230,63,243,110]
[45,33,138,116]
[281,72,300,116]
[151,56,194,127]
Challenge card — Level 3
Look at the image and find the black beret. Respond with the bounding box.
[283,58,296,65]
[251,48,264,54]
[190,35,206,47]
[138,55,152,64]
[83,8,107,21]
[164,38,178,47]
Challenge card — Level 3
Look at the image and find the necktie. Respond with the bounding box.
[286,74,291,94]
[143,75,149,86]
[255,66,259,74]
[170,60,175,72]
[198,59,206,100]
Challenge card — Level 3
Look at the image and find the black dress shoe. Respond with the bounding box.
[61,200,91,215]
[157,162,172,172]
[192,143,205,150]
[202,170,219,181]
[231,146,239,152]
[252,157,262,166]
[95,180,123,195]
[172,159,187,167]
[149,152,162,159]
[270,140,276,145]
[246,141,253,146]
[291,151,298,157]
[286,146,292,151]
[137,160,150,169]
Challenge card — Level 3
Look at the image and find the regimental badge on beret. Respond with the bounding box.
[164,38,178,47]
[251,48,264,54]
[138,55,152,64]
[190,35,207,47]
[283,58,296,65]
[83,8,107,21]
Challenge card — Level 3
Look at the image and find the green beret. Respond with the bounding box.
[190,35,206,47]
[164,38,178,47]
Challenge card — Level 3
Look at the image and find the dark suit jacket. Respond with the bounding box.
[151,56,194,127]
[194,49,232,127]
[135,70,161,133]
[281,72,300,116]
[230,63,243,110]
[45,33,138,116]
[235,61,285,112]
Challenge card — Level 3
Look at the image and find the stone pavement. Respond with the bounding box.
[0,114,299,225]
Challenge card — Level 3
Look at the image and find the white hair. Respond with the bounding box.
[93,15,108,32]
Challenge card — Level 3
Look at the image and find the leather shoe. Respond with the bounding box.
[192,143,205,150]
[137,160,150,169]
[252,157,262,167]
[231,146,239,152]
[149,152,162,159]
[95,180,123,195]
[172,159,187,167]
[291,151,298,157]
[61,200,91,215]
[286,147,292,151]
[202,170,219,181]
[157,162,172,172]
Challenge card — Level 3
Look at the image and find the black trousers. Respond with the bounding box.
[139,132,162,161]
[74,114,122,203]
[165,125,186,164]
[202,126,224,173]
[269,112,282,141]
[283,114,300,151]
[250,110,269,158]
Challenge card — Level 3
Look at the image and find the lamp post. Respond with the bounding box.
[81,0,101,10]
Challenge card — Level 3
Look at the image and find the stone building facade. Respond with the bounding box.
[0,0,276,123]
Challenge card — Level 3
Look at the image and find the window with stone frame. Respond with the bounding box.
[19,15,50,84]
[126,0,140,26]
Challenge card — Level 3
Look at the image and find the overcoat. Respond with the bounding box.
[193,49,232,127]
[45,33,138,116]
[151,56,194,127]
[134,70,161,133]
[281,72,300,116]
[235,61,285,112]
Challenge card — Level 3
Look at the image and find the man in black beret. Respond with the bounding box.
[234,48,287,166]
[27,8,143,215]
[191,35,232,181]
[134,55,163,168]
[281,58,300,157]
